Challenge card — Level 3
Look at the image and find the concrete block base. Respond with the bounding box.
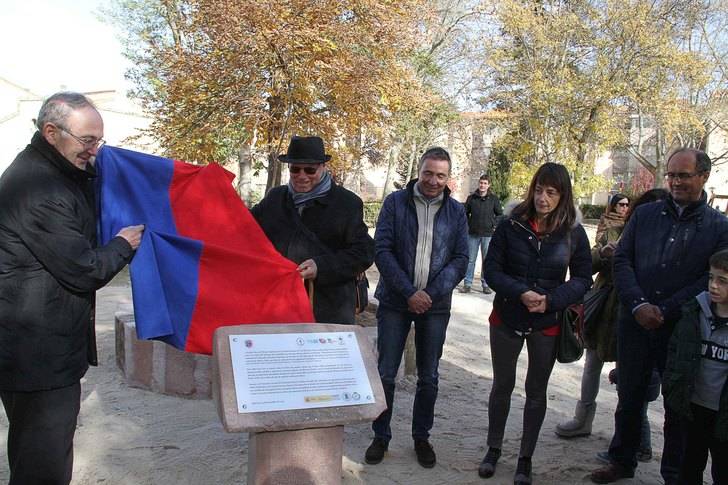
[115,312,211,399]
[248,426,343,485]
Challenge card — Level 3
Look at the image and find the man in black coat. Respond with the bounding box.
[251,136,374,324]
[590,148,728,484]
[460,173,502,294]
[0,92,144,484]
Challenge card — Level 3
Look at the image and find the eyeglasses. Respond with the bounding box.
[58,126,105,150]
[664,172,702,181]
[617,202,629,207]
[289,165,319,175]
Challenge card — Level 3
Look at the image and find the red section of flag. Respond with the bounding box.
[168,161,314,354]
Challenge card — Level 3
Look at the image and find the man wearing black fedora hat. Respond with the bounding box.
[251,135,374,324]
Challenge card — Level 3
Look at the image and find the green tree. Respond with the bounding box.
[478,0,709,195]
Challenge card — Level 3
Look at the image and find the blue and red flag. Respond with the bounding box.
[95,146,314,355]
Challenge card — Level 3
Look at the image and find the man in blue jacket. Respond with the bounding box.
[364,147,468,469]
[591,148,728,484]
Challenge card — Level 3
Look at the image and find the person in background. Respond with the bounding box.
[480,162,592,484]
[556,193,630,439]
[460,173,502,294]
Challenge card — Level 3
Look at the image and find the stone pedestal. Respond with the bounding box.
[212,323,386,485]
[115,312,211,399]
[248,426,343,485]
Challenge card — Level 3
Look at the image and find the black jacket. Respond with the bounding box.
[251,183,374,324]
[614,193,728,326]
[0,133,134,392]
[464,190,502,236]
[663,295,728,440]
[484,215,592,332]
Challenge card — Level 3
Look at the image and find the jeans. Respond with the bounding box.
[607,311,682,483]
[372,305,450,442]
[487,323,557,457]
[464,235,491,287]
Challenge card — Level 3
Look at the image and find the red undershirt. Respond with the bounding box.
[488,218,560,336]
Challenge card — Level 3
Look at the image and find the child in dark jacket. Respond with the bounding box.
[663,249,728,485]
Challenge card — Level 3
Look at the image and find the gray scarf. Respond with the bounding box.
[288,170,332,209]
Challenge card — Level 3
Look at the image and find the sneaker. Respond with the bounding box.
[483,286,493,294]
[514,456,532,485]
[636,447,652,462]
[590,463,635,484]
[595,451,612,465]
[414,439,436,468]
[478,447,501,478]
[459,285,471,293]
[365,438,388,465]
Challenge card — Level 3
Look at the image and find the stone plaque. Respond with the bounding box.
[212,323,386,433]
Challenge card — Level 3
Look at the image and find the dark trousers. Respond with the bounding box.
[608,312,683,483]
[679,403,728,485]
[372,305,450,442]
[0,382,81,485]
[486,323,557,457]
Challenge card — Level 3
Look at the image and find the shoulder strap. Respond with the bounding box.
[288,200,335,256]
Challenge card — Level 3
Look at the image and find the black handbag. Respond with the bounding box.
[557,303,584,363]
[557,230,586,363]
[355,272,369,314]
[582,284,611,330]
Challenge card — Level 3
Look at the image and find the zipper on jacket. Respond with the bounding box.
[512,219,542,253]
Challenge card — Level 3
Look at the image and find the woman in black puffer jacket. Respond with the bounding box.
[478,163,592,484]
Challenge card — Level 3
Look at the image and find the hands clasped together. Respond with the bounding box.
[520,290,547,313]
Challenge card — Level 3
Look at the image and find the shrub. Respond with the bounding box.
[363,201,383,228]
[580,204,606,219]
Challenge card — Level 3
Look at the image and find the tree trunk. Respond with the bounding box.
[654,127,665,187]
[264,94,285,193]
[265,150,281,193]
[382,140,402,200]
[237,143,253,206]
[405,138,418,182]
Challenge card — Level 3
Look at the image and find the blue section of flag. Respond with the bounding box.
[96,146,176,244]
[96,146,198,349]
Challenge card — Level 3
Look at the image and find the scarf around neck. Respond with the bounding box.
[288,169,332,208]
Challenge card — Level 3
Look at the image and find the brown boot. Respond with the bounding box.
[590,463,634,483]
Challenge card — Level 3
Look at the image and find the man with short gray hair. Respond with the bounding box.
[365,147,468,468]
[591,148,728,484]
[0,92,144,484]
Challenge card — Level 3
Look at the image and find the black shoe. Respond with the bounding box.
[483,286,492,294]
[365,438,388,465]
[414,439,436,468]
[514,456,532,485]
[478,447,501,478]
[459,285,472,293]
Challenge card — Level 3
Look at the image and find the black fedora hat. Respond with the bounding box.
[278,136,331,164]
